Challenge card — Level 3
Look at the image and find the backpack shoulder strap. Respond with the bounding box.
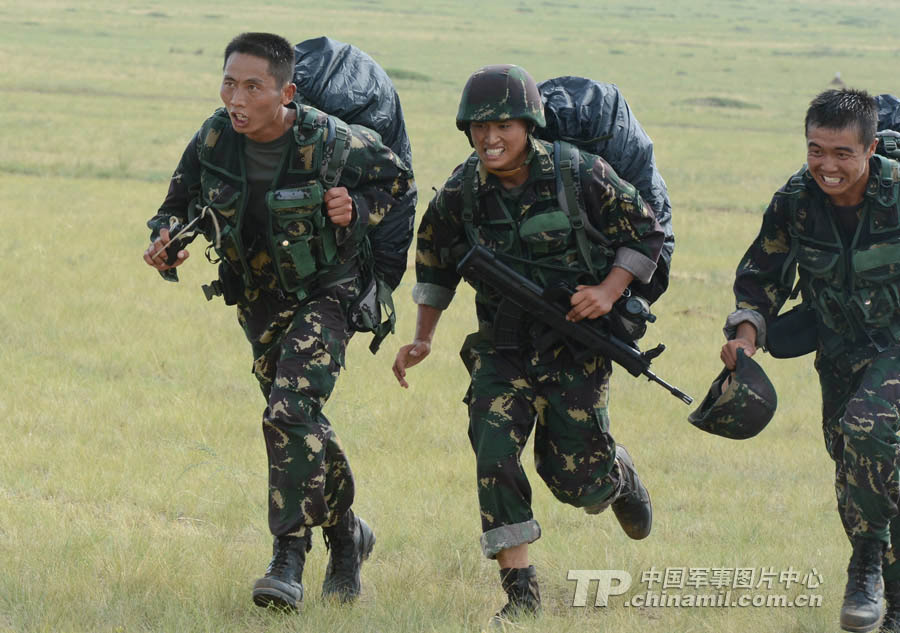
[777,168,810,295]
[877,130,900,161]
[872,154,900,208]
[461,154,481,245]
[321,117,352,188]
[554,140,595,275]
[198,109,230,164]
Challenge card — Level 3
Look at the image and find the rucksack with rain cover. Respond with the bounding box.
[292,36,418,351]
[875,94,900,160]
[535,76,673,304]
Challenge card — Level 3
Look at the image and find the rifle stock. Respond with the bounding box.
[457,244,692,405]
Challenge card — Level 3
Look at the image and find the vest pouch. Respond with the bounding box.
[795,242,841,278]
[267,185,332,293]
[200,173,240,219]
[518,210,572,255]
[518,209,590,289]
[814,286,857,339]
[849,242,900,331]
[848,285,900,330]
[852,241,900,282]
[268,184,325,234]
[273,233,317,293]
[475,214,517,253]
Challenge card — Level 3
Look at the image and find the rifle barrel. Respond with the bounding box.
[645,370,693,405]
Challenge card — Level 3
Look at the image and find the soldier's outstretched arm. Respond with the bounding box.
[392,304,443,388]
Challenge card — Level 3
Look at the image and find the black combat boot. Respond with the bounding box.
[879,579,900,632]
[611,445,653,540]
[252,533,311,610]
[840,538,885,632]
[321,509,376,602]
[491,565,541,626]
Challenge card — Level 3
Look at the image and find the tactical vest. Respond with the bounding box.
[192,103,352,301]
[460,140,614,308]
[782,154,900,352]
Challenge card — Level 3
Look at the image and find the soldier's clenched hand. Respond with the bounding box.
[567,284,618,322]
[720,322,758,370]
[567,265,634,322]
[143,227,190,271]
[324,186,354,227]
[721,338,757,370]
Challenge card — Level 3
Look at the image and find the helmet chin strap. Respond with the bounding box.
[485,163,527,178]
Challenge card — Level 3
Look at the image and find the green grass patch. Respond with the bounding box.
[677,96,763,109]
[384,67,432,82]
[3,0,900,631]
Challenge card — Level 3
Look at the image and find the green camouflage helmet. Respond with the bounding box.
[688,349,777,440]
[455,64,546,133]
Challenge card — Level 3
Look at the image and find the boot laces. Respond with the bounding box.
[268,536,304,576]
[847,542,882,598]
[324,520,358,577]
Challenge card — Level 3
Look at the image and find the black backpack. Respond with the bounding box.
[292,36,418,352]
[876,94,900,160]
[293,35,417,292]
[536,77,672,303]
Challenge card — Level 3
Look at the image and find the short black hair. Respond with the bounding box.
[223,32,294,87]
[805,88,878,147]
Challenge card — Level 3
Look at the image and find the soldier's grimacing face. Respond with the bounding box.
[220,52,295,143]
[806,124,878,207]
[470,119,529,172]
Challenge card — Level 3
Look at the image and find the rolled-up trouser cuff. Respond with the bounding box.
[583,463,625,514]
[481,519,542,559]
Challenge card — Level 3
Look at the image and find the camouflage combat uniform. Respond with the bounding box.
[726,155,900,578]
[414,137,663,557]
[148,100,414,538]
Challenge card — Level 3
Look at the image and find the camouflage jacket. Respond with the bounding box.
[728,154,900,354]
[413,137,663,326]
[147,100,414,297]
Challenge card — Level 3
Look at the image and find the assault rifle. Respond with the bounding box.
[456,244,693,405]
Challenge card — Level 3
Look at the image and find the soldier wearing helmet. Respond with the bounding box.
[392,64,664,624]
[712,88,900,633]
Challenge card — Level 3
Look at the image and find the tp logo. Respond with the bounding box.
[567,570,632,607]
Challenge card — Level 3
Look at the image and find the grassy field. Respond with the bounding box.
[2,1,900,631]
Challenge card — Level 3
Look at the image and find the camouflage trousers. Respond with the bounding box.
[238,282,358,538]
[817,345,900,579]
[461,332,621,559]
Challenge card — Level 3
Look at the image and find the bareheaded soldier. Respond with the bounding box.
[720,89,900,633]
[393,65,663,624]
[143,32,414,610]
